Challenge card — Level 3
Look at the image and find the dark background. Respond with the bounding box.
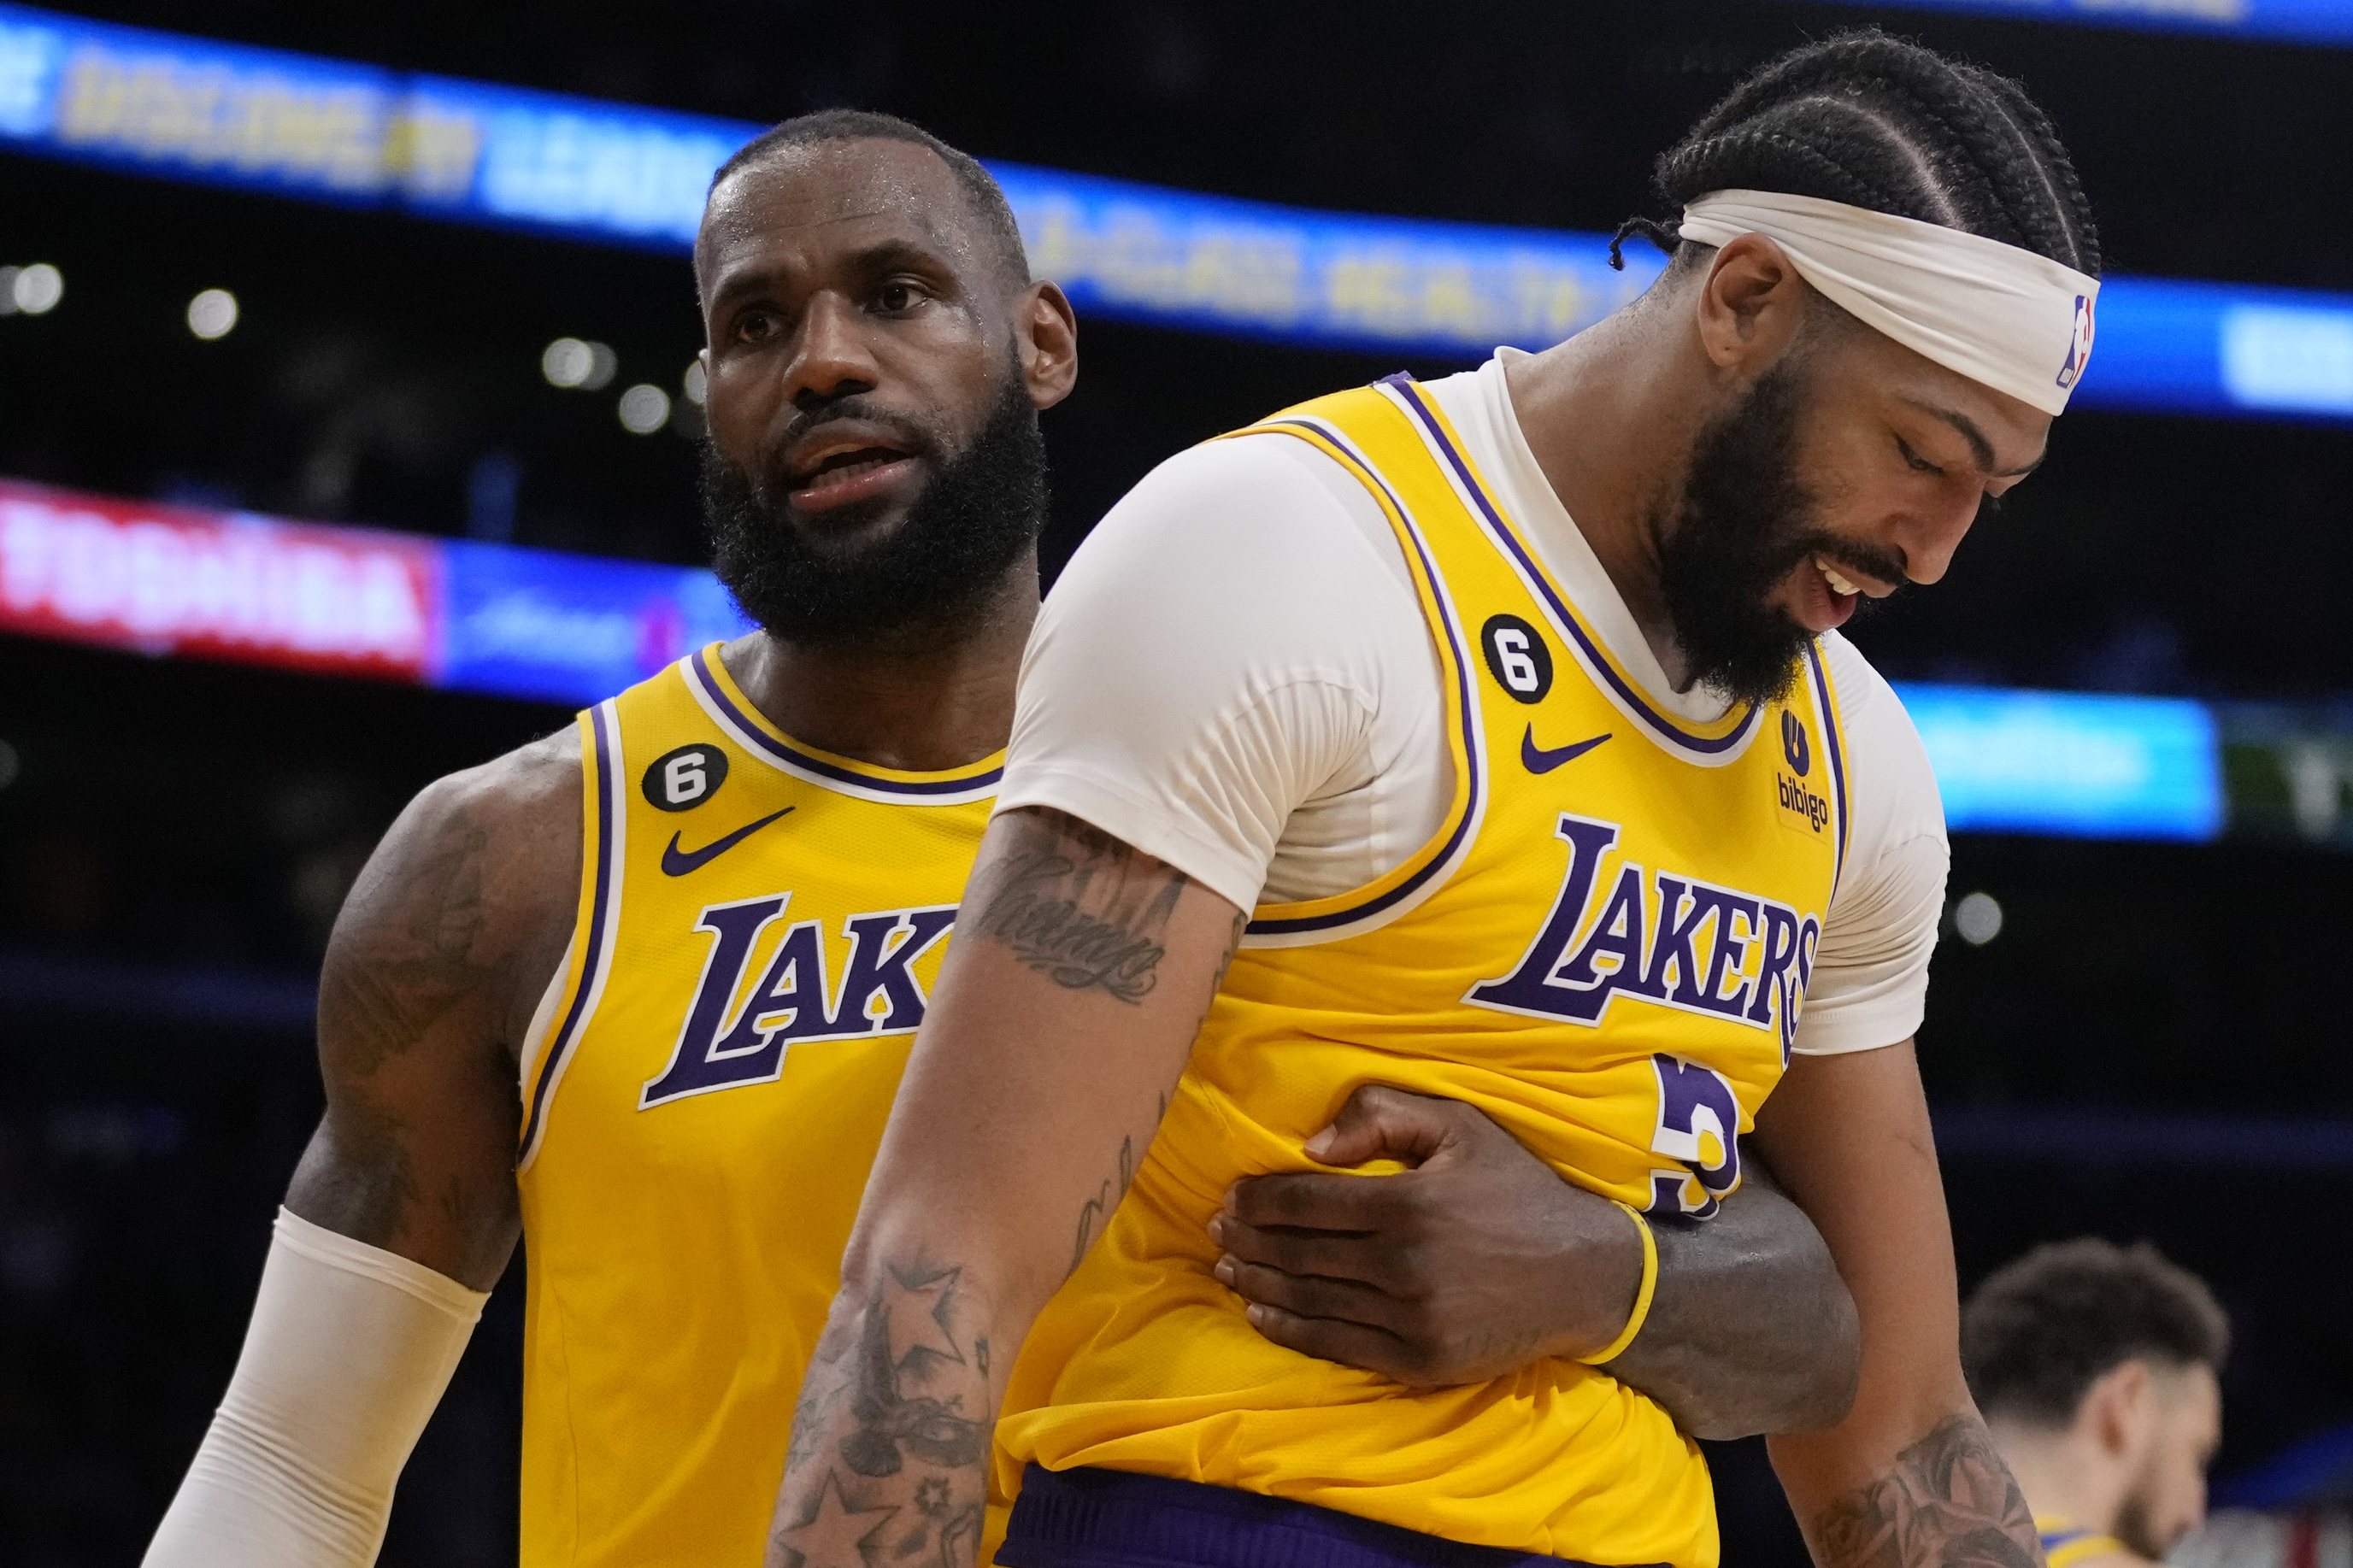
[3,2,2349,1562]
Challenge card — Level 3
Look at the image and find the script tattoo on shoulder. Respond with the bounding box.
[967,809,1186,1002]
[777,1259,990,1568]
[1810,1415,2041,1568]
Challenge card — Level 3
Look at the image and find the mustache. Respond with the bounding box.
[755,393,939,490]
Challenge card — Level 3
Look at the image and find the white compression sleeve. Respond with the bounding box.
[143,1207,489,1567]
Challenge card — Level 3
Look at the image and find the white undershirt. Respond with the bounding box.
[1003,353,1949,1055]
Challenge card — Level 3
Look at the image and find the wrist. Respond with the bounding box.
[1573,1202,1659,1364]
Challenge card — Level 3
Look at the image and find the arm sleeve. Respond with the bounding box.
[1790,641,1950,1057]
[999,436,1415,912]
[142,1208,486,1567]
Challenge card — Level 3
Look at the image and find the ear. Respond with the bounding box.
[2080,1358,2157,1461]
[1015,280,1079,411]
[1693,232,1812,376]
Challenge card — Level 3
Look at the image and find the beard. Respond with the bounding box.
[1654,355,1904,708]
[702,368,1050,648]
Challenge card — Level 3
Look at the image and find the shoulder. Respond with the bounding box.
[1061,431,1399,590]
[321,726,585,1060]
[1032,432,1420,692]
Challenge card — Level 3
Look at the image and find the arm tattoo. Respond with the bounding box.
[1810,1415,2042,1568]
[968,811,1186,1002]
[1066,907,1244,1277]
[1068,1134,1138,1277]
[779,1259,991,1568]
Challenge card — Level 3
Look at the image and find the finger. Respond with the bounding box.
[1214,1254,1404,1330]
[1238,1301,1432,1385]
[1303,1084,1468,1166]
[1211,1211,1397,1287]
[1227,1170,1399,1233]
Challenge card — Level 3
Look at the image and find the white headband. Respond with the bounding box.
[1678,189,2099,417]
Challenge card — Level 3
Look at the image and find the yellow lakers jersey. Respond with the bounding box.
[515,644,999,1567]
[994,378,1850,1568]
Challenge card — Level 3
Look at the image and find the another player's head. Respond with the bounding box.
[1963,1239,2227,1561]
[694,110,1077,647]
[1615,31,2099,703]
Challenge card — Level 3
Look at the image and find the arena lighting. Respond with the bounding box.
[4,260,62,314]
[616,382,671,434]
[5,7,2353,421]
[1806,0,2353,48]
[541,336,617,391]
[186,287,237,339]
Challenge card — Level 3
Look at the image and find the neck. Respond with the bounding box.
[720,554,1039,772]
[1503,304,1716,692]
[1991,1422,2130,1543]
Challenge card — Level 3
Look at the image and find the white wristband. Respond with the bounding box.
[142,1208,488,1567]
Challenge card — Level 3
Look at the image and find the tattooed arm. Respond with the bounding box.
[1751,1042,2044,1568]
[767,807,1244,1568]
[285,729,580,1283]
[145,735,579,1564]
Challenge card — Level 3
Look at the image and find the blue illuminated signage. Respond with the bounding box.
[5,2,2353,418]
[1893,684,2224,843]
[1812,0,2353,48]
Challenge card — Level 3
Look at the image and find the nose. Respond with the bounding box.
[1891,487,1985,586]
[781,291,879,411]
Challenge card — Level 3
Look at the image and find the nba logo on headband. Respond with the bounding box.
[2056,294,2095,391]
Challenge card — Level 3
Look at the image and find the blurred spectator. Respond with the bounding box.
[1963,1238,2228,1566]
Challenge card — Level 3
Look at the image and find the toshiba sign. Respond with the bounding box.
[0,479,438,679]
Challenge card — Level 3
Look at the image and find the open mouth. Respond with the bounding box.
[789,442,909,495]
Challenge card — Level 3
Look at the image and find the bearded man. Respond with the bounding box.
[138,110,1857,1568]
[775,32,2108,1568]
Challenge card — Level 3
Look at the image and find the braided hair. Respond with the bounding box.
[1614,30,2099,279]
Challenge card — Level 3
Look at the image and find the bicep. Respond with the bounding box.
[850,807,1244,1310]
[286,757,574,1289]
[1752,1041,1972,1500]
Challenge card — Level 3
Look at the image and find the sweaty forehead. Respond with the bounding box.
[697,138,981,289]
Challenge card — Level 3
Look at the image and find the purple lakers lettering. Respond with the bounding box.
[639,895,956,1107]
[1466,813,1821,1060]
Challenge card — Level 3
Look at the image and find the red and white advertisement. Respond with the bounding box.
[0,479,441,682]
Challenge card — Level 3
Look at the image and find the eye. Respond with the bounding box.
[733,308,779,345]
[1894,435,1944,476]
[874,280,924,314]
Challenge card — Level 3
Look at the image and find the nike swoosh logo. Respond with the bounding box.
[1521,725,1611,774]
[661,807,795,876]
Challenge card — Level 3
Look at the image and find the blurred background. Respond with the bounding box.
[4,1,2353,1561]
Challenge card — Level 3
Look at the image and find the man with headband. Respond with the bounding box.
[774,32,2097,1568]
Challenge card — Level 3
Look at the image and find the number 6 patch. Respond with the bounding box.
[643,743,729,811]
[1479,613,1554,705]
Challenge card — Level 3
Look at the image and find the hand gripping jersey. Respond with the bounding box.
[514,646,999,1567]
[993,378,1849,1568]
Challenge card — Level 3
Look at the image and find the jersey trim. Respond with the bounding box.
[684,644,1003,806]
[1381,373,1764,762]
[1802,640,1853,890]
[1233,410,1485,943]
[2038,1518,2131,1568]
[517,698,625,1171]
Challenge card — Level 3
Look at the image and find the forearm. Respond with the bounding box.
[770,807,1242,1568]
[1755,1043,2040,1568]
[1607,1160,1860,1439]
[144,1210,486,1567]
